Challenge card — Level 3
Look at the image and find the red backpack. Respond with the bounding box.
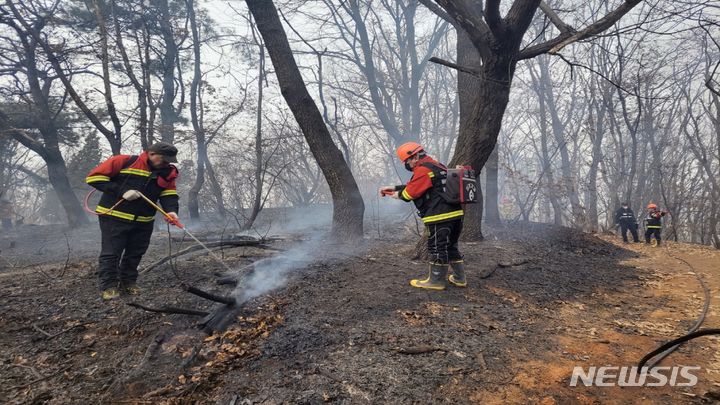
[421,163,478,204]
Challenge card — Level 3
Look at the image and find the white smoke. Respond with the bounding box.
[232,234,322,303]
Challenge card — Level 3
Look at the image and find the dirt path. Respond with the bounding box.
[0,224,718,404]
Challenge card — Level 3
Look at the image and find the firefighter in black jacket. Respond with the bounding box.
[379,142,465,290]
[86,142,180,300]
[614,202,639,243]
[644,203,668,246]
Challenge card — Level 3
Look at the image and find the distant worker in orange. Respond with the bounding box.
[644,203,668,246]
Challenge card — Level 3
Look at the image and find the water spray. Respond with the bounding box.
[84,189,235,274]
[133,192,236,274]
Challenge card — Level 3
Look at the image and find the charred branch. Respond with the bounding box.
[127,302,209,317]
[140,239,275,274]
[182,284,236,306]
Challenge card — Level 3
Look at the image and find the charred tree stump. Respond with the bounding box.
[178,284,241,334]
[199,304,242,335]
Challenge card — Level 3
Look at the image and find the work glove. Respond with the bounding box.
[122,190,142,201]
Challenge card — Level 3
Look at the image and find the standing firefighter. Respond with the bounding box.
[86,142,180,300]
[380,142,468,290]
[644,203,668,246]
[614,202,639,243]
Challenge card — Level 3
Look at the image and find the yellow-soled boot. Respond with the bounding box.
[101,288,120,301]
[448,260,467,287]
[410,263,448,290]
[123,283,142,295]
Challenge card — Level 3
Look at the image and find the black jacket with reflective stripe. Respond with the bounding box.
[645,211,665,228]
[88,153,179,222]
[397,157,463,224]
[615,207,636,224]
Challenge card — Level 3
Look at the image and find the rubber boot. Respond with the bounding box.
[101,288,120,301]
[123,283,141,295]
[410,263,448,290]
[448,260,467,287]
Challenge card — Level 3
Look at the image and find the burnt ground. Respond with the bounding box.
[0,220,719,404]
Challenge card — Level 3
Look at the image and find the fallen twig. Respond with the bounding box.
[496,259,530,268]
[479,267,498,279]
[59,232,71,278]
[395,345,447,355]
[12,363,43,379]
[140,240,276,274]
[46,321,92,340]
[142,384,175,398]
[127,302,208,317]
[313,367,344,382]
[9,364,72,390]
[32,323,52,338]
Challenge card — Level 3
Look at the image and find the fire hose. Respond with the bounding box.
[83,189,183,228]
[636,234,716,370]
[83,189,234,274]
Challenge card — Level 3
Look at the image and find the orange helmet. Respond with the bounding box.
[647,203,657,209]
[396,142,424,162]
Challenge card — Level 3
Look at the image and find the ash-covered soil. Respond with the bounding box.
[1,221,718,404]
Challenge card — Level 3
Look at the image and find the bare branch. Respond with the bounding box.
[484,0,506,37]
[428,56,481,77]
[538,0,575,34]
[417,0,457,28]
[518,0,643,60]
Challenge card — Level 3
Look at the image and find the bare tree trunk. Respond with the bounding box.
[528,59,562,225]
[157,0,177,143]
[46,154,89,227]
[141,19,157,146]
[538,105,562,226]
[586,84,608,232]
[484,144,500,224]
[243,37,265,230]
[203,156,225,217]
[187,0,203,220]
[112,0,148,149]
[452,28,485,239]
[246,0,364,239]
[91,0,123,154]
[537,55,584,228]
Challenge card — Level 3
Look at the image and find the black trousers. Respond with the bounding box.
[426,219,463,264]
[98,216,154,290]
[645,228,661,244]
[619,222,639,242]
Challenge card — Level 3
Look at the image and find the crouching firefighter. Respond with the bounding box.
[380,142,477,290]
[85,142,180,300]
[644,203,668,246]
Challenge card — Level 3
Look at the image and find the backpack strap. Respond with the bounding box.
[419,162,447,178]
[122,155,139,169]
[419,162,448,199]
